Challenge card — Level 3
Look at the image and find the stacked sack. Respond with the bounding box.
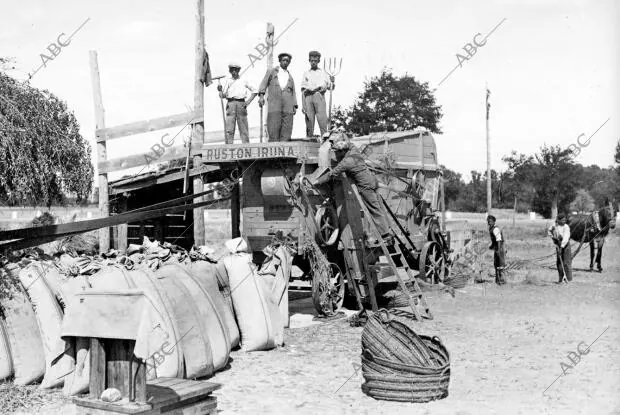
[215,238,284,351]
[360,309,450,403]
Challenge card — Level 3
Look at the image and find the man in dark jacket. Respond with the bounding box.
[312,133,392,244]
[487,215,506,285]
[258,53,298,141]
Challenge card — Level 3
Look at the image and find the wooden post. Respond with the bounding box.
[116,197,128,253]
[192,0,206,246]
[440,174,446,232]
[266,23,274,69]
[486,84,492,215]
[231,183,240,238]
[89,51,109,253]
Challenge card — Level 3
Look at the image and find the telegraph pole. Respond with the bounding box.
[486,84,492,215]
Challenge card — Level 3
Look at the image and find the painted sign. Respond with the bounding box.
[203,145,299,162]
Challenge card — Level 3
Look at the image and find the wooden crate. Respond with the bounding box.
[74,378,220,415]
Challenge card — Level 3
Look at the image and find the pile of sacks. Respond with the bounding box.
[0,236,292,395]
[360,309,450,403]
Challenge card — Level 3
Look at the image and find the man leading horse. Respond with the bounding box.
[568,198,616,272]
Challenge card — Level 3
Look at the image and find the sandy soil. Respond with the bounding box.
[8,223,620,415]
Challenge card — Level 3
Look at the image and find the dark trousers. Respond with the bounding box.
[359,186,389,236]
[493,246,506,283]
[556,245,573,281]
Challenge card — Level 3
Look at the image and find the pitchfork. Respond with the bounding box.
[324,57,343,130]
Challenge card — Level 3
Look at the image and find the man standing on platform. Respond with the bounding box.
[258,53,298,141]
[301,51,334,138]
[218,62,257,144]
[548,213,572,283]
[487,215,506,285]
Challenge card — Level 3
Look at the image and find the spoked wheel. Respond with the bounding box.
[419,241,446,284]
[312,262,345,316]
[315,204,340,246]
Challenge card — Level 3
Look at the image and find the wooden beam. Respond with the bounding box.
[95,111,204,142]
[98,143,193,174]
[109,165,219,195]
[90,50,109,253]
[192,0,206,246]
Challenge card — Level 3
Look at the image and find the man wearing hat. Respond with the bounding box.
[311,132,393,245]
[258,53,298,141]
[218,62,257,144]
[301,51,334,138]
[487,215,506,285]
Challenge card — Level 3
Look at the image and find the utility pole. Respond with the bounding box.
[486,84,492,215]
[192,0,206,246]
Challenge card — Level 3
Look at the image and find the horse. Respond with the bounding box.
[568,199,617,272]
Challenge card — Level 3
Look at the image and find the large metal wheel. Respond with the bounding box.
[311,262,345,316]
[315,204,340,246]
[419,241,446,284]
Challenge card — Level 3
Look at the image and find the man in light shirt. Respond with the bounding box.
[548,213,572,283]
[258,53,298,141]
[487,215,506,285]
[301,51,334,138]
[218,62,257,144]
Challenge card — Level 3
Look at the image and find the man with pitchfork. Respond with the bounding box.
[548,213,572,283]
[301,51,334,138]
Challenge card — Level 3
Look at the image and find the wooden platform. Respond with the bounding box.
[74,378,220,415]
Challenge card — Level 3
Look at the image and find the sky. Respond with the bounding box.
[1,0,618,183]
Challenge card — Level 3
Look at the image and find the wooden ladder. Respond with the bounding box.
[350,184,432,321]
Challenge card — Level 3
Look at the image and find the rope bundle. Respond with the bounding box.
[360,309,450,403]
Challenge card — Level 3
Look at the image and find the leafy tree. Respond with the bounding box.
[615,140,620,164]
[332,68,442,135]
[0,71,93,207]
[504,145,579,218]
[569,189,595,213]
[439,166,463,209]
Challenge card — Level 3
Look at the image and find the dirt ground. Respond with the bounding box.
[6,218,620,415]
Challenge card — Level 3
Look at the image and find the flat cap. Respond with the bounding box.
[278,52,292,60]
[309,50,321,58]
[228,62,241,69]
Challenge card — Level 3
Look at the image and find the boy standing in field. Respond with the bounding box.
[548,213,572,283]
[487,215,506,285]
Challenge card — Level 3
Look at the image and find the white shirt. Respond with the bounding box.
[548,223,570,248]
[301,68,331,91]
[277,67,290,89]
[492,226,502,242]
[222,76,255,99]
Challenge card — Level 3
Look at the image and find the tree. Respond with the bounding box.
[615,140,620,165]
[0,71,93,207]
[504,145,579,218]
[332,68,442,135]
[569,189,595,213]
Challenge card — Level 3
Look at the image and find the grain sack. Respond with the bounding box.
[186,260,239,349]
[222,251,282,351]
[151,265,214,378]
[18,262,75,389]
[159,263,230,373]
[0,319,12,381]
[90,266,183,379]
